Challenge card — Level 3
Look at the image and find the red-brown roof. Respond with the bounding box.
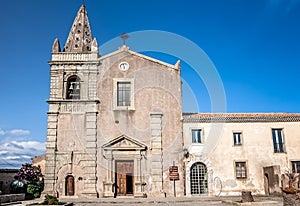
[183,113,300,123]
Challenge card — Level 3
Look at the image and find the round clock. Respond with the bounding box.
[119,62,129,71]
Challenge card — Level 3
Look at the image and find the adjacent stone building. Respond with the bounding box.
[44,4,183,198]
[183,113,300,196]
[44,4,300,198]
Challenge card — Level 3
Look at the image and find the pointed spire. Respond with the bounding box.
[91,38,98,52]
[174,60,181,70]
[52,38,61,53]
[64,4,93,52]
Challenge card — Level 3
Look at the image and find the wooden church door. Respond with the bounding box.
[115,160,134,196]
[66,175,75,196]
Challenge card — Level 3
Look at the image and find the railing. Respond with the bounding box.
[52,53,97,61]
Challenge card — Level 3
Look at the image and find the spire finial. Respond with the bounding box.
[120,33,129,45]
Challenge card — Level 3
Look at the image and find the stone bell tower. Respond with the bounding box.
[43,4,100,197]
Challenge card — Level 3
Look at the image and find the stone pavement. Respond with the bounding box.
[16,196,283,206]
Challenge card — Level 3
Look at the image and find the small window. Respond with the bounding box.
[292,161,300,173]
[113,79,134,110]
[233,132,242,146]
[235,162,247,179]
[117,82,131,106]
[192,129,203,143]
[272,129,285,153]
[66,76,80,99]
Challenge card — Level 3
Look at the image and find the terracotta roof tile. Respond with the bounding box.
[182,113,300,123]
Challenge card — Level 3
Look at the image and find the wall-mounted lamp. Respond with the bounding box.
[183,148,189,158]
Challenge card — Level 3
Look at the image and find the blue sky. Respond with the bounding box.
[0,0,300,168]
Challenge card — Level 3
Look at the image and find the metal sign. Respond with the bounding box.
[169,166,179,181]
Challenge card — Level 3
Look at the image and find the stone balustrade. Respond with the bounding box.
[52,53,98,61]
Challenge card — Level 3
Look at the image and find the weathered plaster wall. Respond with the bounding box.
[183,121,300,196]
[96,48,183,197]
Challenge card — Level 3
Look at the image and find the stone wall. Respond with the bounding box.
[0,194,25,204]
[0,169,18,194]
[32,155,46,175]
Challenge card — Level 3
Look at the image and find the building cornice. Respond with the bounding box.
[183,113,300,123]
[46,99,100,104]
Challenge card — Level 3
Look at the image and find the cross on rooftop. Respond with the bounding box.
[120,33,129,45]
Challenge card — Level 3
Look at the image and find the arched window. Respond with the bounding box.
[66,76,80,99]
[190,162,208,195]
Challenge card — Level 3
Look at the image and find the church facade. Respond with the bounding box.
[43,4,300,198]
[44,5,183,198]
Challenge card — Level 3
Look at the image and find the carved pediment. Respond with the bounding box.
[102,135,147,151]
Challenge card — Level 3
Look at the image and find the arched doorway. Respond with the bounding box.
[65,175,75,196]
[190,162,208,195]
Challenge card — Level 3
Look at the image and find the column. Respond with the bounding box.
[43,112,58,196]
[134,153,144,197]
[103,152,114,197]
[82,112,98,197]
[150,112,164,197]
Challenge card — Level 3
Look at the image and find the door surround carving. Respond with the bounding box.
[102,135,147,198]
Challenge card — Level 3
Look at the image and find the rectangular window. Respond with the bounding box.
[117,82,131,106]
[292,161,300,173]
[235,162,247,179]
[272,129,285,153]
[192,129,202,143]
[233,132,242,146]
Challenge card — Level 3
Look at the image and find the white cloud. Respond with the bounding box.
[0,140,45,168]
[9,129,30,135]
[0,127,45,168]
[0,151,8,155]
[3,156,22,160]
[0,128,31,137]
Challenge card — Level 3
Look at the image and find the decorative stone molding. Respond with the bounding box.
[59,103,85,113]
[52,53,98,62]
[102,135,147,198]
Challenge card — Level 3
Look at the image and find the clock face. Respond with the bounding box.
[119,62,129,71]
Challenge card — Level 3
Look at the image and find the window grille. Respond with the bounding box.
[235,162,247,179]
[190,163,208,195]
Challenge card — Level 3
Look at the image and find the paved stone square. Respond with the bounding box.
[19,196,283,206]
